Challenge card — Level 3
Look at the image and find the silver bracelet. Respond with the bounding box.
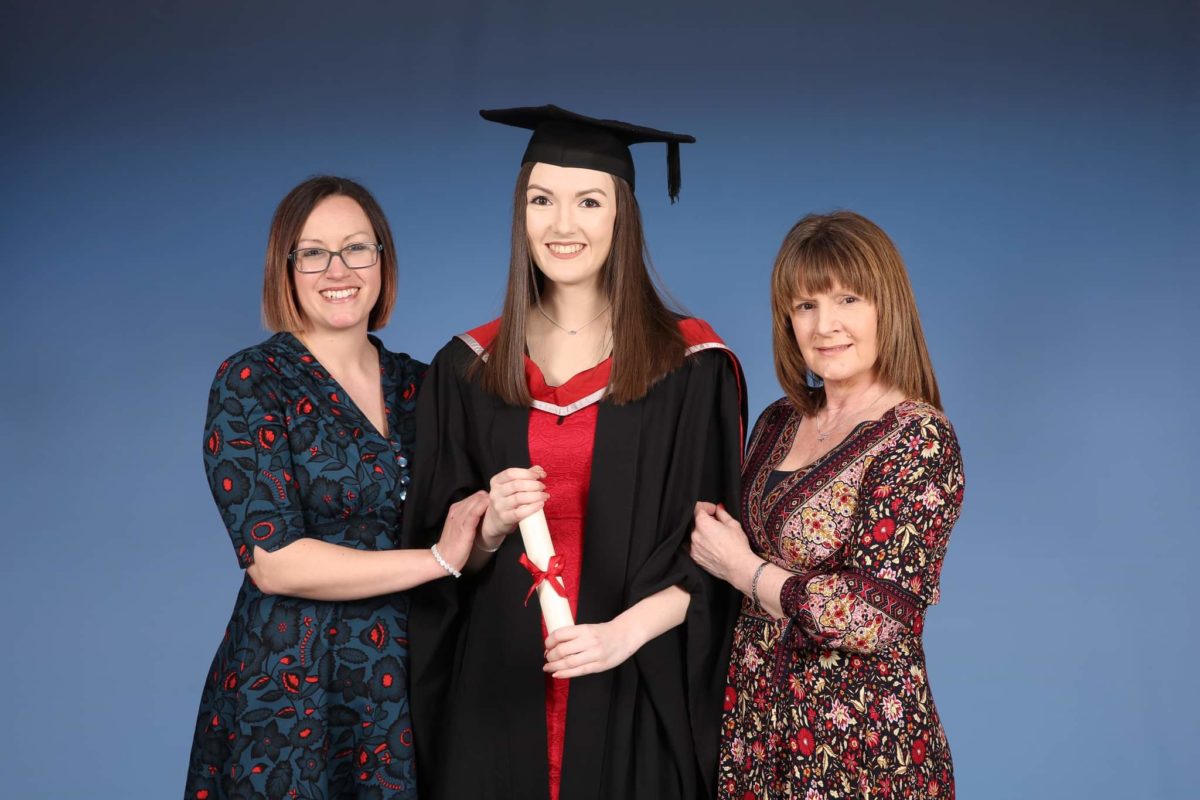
[474,536,502,553]
[430,544,462,579]
[750,560,769,609]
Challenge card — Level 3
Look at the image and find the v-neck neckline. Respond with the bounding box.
[777,418,877,473]
[762,401,910,502]
[523,353,613,404]
[279,332,394,441]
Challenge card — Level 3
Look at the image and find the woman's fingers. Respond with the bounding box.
[689,519,723,574]
[491,466,547,488]
[464,491,490,521]
[544,626,580,651]
[545,637,589,664]
[544,626,588,662]
[453,490,490,516]
[545,644,596,674]
[500,490,551,509]
[543,621,635,678]
[693,511,723,536]
[495,497,549,527]
[509,500,546,524]
[488,467,550,527]
[494,478,548,495]
[438,491,494,569]
[492,466,538,482]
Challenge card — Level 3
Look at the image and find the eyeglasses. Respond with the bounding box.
[288,242,383,273]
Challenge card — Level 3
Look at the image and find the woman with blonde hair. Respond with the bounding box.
[691,211,965,798]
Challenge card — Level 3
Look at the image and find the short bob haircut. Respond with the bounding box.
[771,210,941,416]
[262,176,398,332]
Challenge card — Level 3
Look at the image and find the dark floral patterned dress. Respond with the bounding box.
[185,333,425,800]
[719,399,964,800]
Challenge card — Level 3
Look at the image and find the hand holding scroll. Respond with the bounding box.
[542,621,640,679]
[479,466,549,548]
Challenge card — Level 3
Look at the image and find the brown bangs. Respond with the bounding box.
[778,233,877,305]
[770,211,942,416]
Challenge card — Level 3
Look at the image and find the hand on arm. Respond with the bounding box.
[542,584,691,679]
[247,491,490,600]
[465,465,549,571]
[688,501,795,618]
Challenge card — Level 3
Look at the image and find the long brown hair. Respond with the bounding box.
[262,175,398,332]
[771,211,941,415]
[481,163,685,406]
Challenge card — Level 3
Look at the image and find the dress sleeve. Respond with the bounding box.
[202,352,307,568]
[779,414,965,653]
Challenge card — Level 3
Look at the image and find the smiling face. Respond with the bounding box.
[790,284,880,389]
[525,162,617,291]
[291,195,382,335]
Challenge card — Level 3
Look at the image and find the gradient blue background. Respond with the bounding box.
[2,1,1196,796]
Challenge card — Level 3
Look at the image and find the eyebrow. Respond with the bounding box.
[296,231,374,246]
[526,184,609,198]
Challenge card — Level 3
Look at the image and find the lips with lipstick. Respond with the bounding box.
[815,344,852,356]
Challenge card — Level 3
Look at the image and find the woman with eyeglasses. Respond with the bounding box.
[184,176,488,800]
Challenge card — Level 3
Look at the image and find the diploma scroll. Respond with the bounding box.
[518,510,575,633]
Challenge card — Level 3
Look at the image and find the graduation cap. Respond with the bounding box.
[479,104,696,202]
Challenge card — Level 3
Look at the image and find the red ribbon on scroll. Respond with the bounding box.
[518,553,568,606]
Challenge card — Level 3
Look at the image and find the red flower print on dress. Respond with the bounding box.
[187,335,429,798]
[716,400,963,799]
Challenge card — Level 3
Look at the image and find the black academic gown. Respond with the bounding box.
[402,327,746,800]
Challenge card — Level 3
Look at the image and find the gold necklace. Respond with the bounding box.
[536,301,610,336]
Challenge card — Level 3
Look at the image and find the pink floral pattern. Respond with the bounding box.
[718,399,964,799]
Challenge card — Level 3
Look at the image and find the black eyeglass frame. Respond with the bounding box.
[287,242,384,273]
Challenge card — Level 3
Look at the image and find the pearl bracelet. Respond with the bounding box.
[431,544,462,579]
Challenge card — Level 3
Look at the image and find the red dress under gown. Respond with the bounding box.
[523,352,612,800]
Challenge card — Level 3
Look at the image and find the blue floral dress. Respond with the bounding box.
[185,333,425,800]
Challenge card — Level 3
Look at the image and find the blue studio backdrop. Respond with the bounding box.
[2,1,1196,797]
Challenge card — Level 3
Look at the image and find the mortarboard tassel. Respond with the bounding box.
[667,141,681,203]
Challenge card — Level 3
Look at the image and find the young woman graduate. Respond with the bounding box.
[402,106,747,800]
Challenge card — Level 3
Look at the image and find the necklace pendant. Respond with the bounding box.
[817,432,830,442]
[567,330,577,335]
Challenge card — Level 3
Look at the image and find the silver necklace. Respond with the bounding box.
[814,387,891,442]
[537,301,610,336]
